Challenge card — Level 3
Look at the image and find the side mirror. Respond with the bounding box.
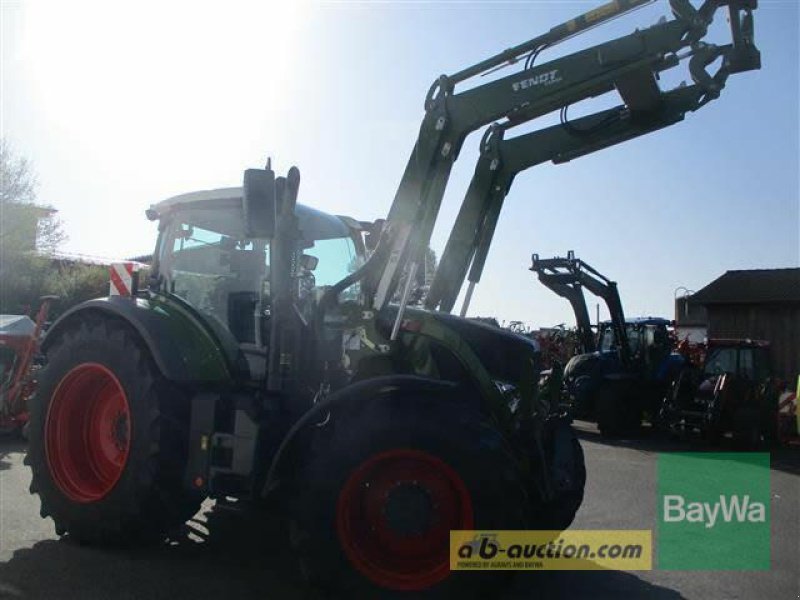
[299,254,319,272]
[243,166,276,238]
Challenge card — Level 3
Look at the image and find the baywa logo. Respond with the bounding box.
[658,453,770,570]
[663,494,766,529]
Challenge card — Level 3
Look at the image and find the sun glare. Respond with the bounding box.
[20,1,311,174]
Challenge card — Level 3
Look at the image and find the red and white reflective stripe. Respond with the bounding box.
[109,263,137,296]
[777,391,797,414]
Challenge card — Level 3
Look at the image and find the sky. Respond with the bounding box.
[1,0,798,329]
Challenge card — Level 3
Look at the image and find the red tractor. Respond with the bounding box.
[659,339,781,447]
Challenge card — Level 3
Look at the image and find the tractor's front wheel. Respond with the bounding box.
[537,417,586,530]
[26,315,202,544]
[288,393,527,597]
[596,382,641,438]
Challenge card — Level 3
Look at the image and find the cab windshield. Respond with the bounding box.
[599,324,640,354]
[156,199,360,342]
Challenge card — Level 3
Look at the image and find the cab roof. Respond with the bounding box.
[150,187,351,241]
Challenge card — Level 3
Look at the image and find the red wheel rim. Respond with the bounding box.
[45,363,131,503]
[336,448,474,591]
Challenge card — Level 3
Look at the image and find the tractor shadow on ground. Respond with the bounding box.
[0,502,316,600]
[0,501,685,600]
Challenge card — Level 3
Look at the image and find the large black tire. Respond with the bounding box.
[537,418,586,531]
[596,382,641,438]
[287,392,527,598]
[26,315,202,544]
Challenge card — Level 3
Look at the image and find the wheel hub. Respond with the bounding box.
[336,448,474,591]
[384,482,433,537]
[45,363,131,503]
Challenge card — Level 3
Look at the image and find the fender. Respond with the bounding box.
[262,375,463,497]
[42,295,241,384]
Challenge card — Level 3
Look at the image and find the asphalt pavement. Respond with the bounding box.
[0,422,797,600]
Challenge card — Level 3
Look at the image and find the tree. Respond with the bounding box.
[0,141,65,255]
[0,141,66,313]
[0,141,36,205]
[45,261,109,315]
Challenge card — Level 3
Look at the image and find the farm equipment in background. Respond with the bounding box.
[530,251,684,435]
[0,297,54,437]
[26,0,758,595]
[534,326,582,371]
[659,339,783,447]
[776,376,800,447]
[675,336,707,368]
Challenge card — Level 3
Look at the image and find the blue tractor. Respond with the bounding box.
[531,252,684,436]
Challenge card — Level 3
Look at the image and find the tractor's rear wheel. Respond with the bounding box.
[26,315,202,544]
[288,393,527,597]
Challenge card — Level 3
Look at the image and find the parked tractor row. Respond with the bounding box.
[529,251,796,447]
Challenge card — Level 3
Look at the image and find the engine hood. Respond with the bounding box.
[563,349,623,380]
[378,306,540,385]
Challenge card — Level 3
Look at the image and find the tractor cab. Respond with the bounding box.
[694,339,772,414]
[598,317,671,358]
[701,340,771,382]
[147,188,365,378]
[597,317,676,379]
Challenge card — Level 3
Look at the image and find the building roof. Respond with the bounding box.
[691,268,800,306]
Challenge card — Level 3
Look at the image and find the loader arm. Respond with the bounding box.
[567,257,630,365]
[425,82,713,316]
[529,254,596,354]
[351,0,759,319]
[527,252,631,363]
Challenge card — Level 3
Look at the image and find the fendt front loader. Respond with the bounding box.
[27,0,758,596]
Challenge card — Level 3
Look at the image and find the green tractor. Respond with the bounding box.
[26,0,758,595]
